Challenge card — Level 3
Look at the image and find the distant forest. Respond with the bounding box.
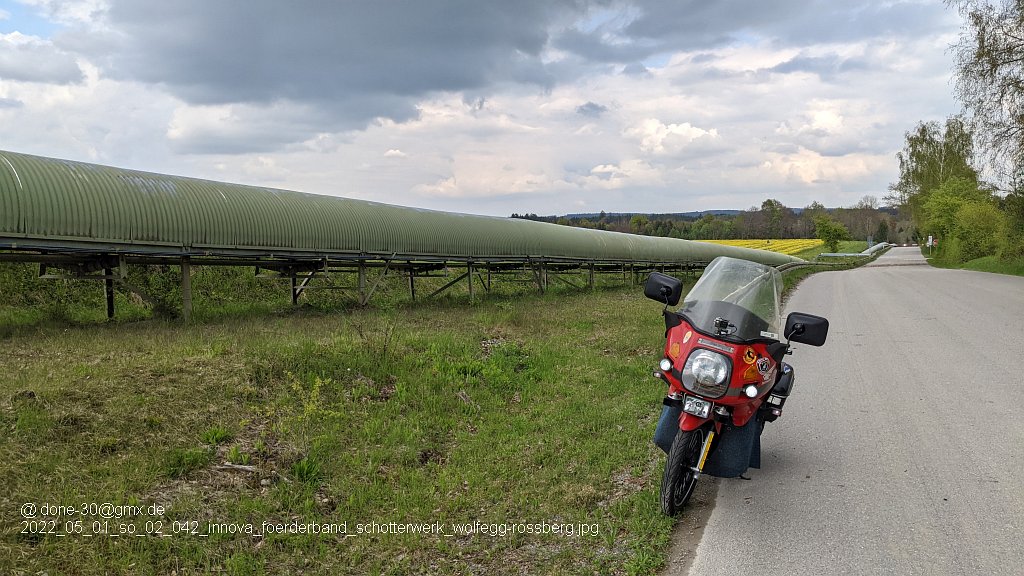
[513,197,912,243]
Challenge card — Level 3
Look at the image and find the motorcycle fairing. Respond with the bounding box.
[652,405,762,477]
[653,404,682,454]
[663,318,777,423]
[701,414,761,478]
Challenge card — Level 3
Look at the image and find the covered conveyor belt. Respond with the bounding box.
[0,150,802,318]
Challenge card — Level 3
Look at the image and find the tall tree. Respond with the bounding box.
[760,198,786,238]
[886,117,978,227]
[949,0,1024,184]
[855,195,879,209]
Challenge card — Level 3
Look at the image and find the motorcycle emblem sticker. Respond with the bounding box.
[683,331,692,344]
[743,347,756,364]
[756,357,771,374]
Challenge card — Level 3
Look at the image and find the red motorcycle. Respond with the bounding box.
[645,256,828,516]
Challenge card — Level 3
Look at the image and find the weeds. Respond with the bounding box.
[164,447,213,478]
[227,445,250,465]
[290,456,321,484]
[201,425,233,445]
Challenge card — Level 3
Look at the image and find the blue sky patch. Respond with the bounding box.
[0,1,60,38]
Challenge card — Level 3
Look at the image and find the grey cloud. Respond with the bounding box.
[48,0,601,152]
[771,126,872,158]
[771,54,872,80]
[557,0,805,61]
[0,40,83,84]
[775,1,955,45]
[165,99,405,155]
[576,101,608,117]
[763,143,800,155]
[0,97,23,108]
[555,26,659,63]
[81,1,580,110]
[690,53,718,63]
[557,1,957,64]
[27,0,957,177]
[621,62,649,76]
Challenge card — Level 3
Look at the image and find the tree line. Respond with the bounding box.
[883,1,1024,265]
[513,198,907,252]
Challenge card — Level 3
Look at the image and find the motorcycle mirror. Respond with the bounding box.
[784,312,829,346]
[644,272,683,307]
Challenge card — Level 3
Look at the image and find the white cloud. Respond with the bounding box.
[17,0,109,26]
[626,118,719,156]
[0,32,83,83]
[0,0,966,216]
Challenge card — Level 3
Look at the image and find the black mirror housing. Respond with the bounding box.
[644,272,683,306]
[784,312,829,346]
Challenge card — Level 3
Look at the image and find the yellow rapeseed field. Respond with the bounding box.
[696,238,823,255]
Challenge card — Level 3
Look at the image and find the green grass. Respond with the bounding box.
[961,256,1024,276]
[0,250,881,574]
[201,426,234,446]
[0,282,685,575]
[782,242,880,297]
[924,251,1024,277]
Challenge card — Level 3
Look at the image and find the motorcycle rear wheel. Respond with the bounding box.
[660,427,708,516]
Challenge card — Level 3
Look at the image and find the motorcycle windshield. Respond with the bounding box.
[676,256,783,342]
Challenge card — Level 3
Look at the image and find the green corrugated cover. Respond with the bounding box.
[0,150,801,266]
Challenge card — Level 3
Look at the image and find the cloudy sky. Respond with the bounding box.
[0,0,963,216]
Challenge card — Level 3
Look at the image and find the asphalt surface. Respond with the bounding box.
[674,248,1024,576]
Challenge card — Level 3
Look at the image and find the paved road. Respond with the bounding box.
[679,248,1024,575]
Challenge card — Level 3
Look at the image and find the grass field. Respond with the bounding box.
[0,248,877,575]
[923,251,1024,277]
[0,279,692,575]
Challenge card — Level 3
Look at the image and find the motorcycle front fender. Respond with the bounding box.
[680,412,715,432]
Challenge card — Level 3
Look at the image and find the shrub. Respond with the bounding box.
[814,216,850,253]
[954,201,1006,262]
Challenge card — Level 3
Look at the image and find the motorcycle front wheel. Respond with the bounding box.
[660,427,708,516]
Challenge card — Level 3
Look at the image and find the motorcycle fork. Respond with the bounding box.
[691,428,716,477]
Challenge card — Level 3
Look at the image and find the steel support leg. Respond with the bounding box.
[181,257,192,322]
[358,262,366,303]
[104,267,115,319]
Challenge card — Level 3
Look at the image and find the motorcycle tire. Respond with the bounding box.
[660,426,708,516]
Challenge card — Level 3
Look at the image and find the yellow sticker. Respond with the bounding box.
[683,331,692,344]
[743,365,760,380]
[743,347,757,364]
[669,342,681,359]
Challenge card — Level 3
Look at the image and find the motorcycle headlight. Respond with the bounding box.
[682,349,732,396]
